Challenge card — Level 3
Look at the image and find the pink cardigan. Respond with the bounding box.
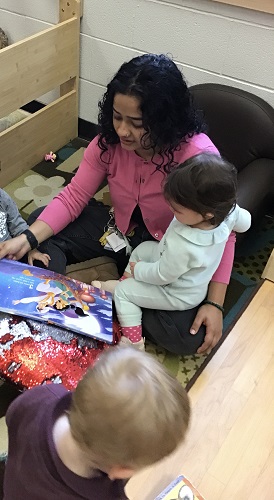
[39,134,234,283]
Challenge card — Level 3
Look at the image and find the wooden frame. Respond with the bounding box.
[0,0,82,187]
[211,0,274,14]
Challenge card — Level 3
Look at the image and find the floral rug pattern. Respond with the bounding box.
[1,139,273,390]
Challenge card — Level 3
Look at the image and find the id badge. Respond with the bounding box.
[106,232,127,252]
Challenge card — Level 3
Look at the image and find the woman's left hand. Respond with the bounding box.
[190,303,223,354]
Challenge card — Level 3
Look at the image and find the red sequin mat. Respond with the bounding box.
[0,312,120,390]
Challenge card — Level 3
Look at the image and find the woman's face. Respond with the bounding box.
[113,93,151,158]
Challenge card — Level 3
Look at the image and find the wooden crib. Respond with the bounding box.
[0,0,82,187]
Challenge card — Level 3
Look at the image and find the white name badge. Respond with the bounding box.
[106,232,127,252]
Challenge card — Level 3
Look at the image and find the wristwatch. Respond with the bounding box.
[22,229,39,250]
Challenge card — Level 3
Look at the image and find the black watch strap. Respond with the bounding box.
[22,229,38,250]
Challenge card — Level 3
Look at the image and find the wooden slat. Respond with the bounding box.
[0,91,78,187]
[211,0,274,14]
[59,0,82,98]
[59,0,83,21]
[0,18,78,119]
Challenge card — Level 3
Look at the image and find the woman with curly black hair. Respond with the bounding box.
[97,53,205,173]
[0,54,234,355]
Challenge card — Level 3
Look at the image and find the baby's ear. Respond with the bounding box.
[204,212,214,220]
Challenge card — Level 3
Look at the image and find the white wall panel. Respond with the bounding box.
[81,0,137,47]
[223,21,274,87]
[0,0,57,23]
[0,0,273,121]
[80,35,139,85]
[133,0,234,73]
[79,79,105,123]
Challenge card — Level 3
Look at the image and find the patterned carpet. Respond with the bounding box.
[3,138,273,389]
[4,139,88,221]
[0,140,273,466]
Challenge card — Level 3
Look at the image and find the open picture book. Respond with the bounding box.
[0,259,113,344]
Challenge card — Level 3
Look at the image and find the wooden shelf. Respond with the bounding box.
[211,0,274,15]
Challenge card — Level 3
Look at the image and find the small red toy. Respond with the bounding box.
[44,151,57,162]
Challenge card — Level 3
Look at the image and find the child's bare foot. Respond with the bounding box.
[91,280,119,294]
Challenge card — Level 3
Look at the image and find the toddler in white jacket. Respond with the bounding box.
[96,153,251,349]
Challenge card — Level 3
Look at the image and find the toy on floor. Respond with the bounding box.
[44,151,57,162]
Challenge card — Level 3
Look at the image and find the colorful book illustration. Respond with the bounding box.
[155,474,205,500]
[0,259,113,344]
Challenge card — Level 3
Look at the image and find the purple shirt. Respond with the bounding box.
[4,384,127,500]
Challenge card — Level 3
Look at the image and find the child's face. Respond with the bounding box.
[113,93,151,158]
[168,200,213,228]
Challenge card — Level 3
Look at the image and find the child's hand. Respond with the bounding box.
[28,249,51,267]
[129,261,137,277]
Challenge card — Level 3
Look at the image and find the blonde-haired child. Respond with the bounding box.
[4,346,191,499]
[94,153,251,350]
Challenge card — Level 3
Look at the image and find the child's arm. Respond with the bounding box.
[1,191,52,267]
[27,249,51,267]
[232,205,252,233]
[133,252,193,285]
[133,235,195,285]
[1,190,28,237]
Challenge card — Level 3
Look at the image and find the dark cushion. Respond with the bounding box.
[190,83,274,230]
[190,83,274,172]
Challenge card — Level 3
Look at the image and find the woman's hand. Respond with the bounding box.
[0,234,30,261]
[190,281,227,354]
[190,303,223,354]
[28,249,51,267]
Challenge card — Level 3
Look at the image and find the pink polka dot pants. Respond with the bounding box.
[121,325,142,343]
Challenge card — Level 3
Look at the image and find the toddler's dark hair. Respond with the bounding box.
[164,153,237,226]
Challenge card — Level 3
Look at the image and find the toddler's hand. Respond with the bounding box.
[129,261,137,277]
[28,249,51,267]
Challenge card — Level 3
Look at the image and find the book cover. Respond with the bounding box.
[155,474,205,500]
[0,259,113,344]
